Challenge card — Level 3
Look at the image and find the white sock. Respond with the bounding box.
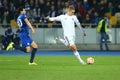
[59,38,68,46]
[74,51,84,63]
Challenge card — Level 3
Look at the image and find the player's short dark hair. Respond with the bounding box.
[18,6,25,13]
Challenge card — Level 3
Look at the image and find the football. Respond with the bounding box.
[86,57,94,64]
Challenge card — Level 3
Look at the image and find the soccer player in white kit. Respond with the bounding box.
[46,5,86,64]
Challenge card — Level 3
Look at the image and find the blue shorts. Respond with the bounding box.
[19,33,33,47]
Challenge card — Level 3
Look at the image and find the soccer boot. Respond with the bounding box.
[29,62,38,65]
[6,42,14,51]
[80,61,86,65]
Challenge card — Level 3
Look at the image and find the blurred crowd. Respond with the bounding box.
[0,0,120,28]
[0,26,20,49]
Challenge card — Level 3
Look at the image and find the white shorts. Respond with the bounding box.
[64,35,75,46]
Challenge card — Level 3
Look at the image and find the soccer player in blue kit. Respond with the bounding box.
[6,6,38,65]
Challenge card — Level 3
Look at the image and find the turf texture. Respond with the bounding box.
[0,56,120,80]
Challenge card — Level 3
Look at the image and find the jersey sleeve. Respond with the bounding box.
[49,15,62,21]
[22,14,27,20]
[74,15,85,32]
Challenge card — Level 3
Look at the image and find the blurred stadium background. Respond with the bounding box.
[0,1,120,80]
[0,0,120,50]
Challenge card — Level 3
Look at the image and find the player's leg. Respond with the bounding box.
[69,44,86,64]
[55,36,68,46]
[29,41,38,65]
[6,38,29,53]
[6,34,29,52]
[14,43,28,52]
[6,41,30,53]
[67,35,86,64]
[59,38,68,46]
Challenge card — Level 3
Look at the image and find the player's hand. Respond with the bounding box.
[46,16,50,19]
[83,32,86,36]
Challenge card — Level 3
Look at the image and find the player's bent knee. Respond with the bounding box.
[69,46,76,51]
[35,46,38,48]
[26,50,31,53]
[26,48,31,53]
[33,45,38,49]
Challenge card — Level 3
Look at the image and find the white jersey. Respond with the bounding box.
[49,14,84,36]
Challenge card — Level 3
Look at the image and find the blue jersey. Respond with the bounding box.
[17,14,33,47]
[17,14,29,34]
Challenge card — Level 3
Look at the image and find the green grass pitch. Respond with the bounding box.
[0,56,120,80]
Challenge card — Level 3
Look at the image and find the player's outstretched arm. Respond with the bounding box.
[46,15,61,21]
[46,16,50,19]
